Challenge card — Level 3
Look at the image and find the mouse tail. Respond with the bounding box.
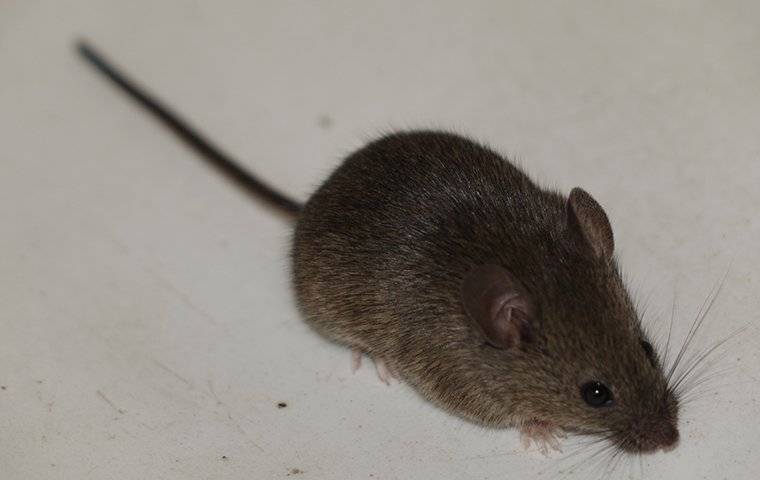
[76,40,302,217]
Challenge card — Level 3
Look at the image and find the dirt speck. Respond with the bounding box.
[1,386,6,390]
[316,114,333,129]
[221,455,228,460]
[287,467,304,476]
[277,402,288,409]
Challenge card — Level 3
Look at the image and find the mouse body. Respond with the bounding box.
[78,42,680,454]
[293,131,678,452]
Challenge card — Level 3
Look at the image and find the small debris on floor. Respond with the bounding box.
[316,114,333,129]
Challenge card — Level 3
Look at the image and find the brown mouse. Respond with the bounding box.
[77,42,679,454]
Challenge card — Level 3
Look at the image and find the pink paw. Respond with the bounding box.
[519,420,565,456]
[350,349,396,385]
[351,349,363,373]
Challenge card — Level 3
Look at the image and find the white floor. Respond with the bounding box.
[2,2,759,479]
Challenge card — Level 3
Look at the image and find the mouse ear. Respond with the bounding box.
[461,264,534,349]
[566,187,614,261]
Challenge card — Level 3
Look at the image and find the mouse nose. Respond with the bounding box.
[655,422,679,451]
[641,419,679,452]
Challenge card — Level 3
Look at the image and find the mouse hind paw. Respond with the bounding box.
[373,357,396,385]
[351,349,363,373]
[349,349,396,385]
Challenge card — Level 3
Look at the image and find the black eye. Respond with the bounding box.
[641,340,656,364]
[580,381,613,407]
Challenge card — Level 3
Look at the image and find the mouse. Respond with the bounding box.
[76,41,680,455]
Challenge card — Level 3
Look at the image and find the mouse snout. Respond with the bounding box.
[634,417,679,453]
[648,419,679,451]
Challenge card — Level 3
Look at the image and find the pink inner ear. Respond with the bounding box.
[461,264,534,349]
[567,187,614,260]
[490,292,531,348]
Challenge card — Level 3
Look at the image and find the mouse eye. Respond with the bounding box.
[580,381,614,407]
[641,340,656,366]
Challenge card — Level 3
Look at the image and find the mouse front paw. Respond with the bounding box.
[518,420,566,456]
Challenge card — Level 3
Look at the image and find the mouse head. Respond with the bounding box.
[462,188,679,453]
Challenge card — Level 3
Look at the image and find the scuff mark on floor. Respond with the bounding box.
[153,359,194,388]
[96,390,126,415]
[208,379,265,452]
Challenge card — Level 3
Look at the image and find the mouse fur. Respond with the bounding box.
[293,131,679,453]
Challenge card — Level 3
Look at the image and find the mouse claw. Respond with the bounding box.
[519,421,564,456]
[374,358,395,385]
[351,349,363,373]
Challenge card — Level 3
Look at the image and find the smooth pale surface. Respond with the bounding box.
[1,1,759,479]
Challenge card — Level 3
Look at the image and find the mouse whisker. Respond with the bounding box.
[679,384,745,406]
[554,431,621,479]
[678,375,745,406]
[553,438,605,465]
[666,289,715,382]
[587,443,624,480]
[608,448,628,479]
[677,363,736,398]
[660,291,678,369]
[674,351,733,399]
[556,433,614,462]
[666,272,727,385]
[559,448,611,479]
[635,284,657,325]
[670,324,746,394]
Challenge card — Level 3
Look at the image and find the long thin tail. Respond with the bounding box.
[76,40,302,216]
